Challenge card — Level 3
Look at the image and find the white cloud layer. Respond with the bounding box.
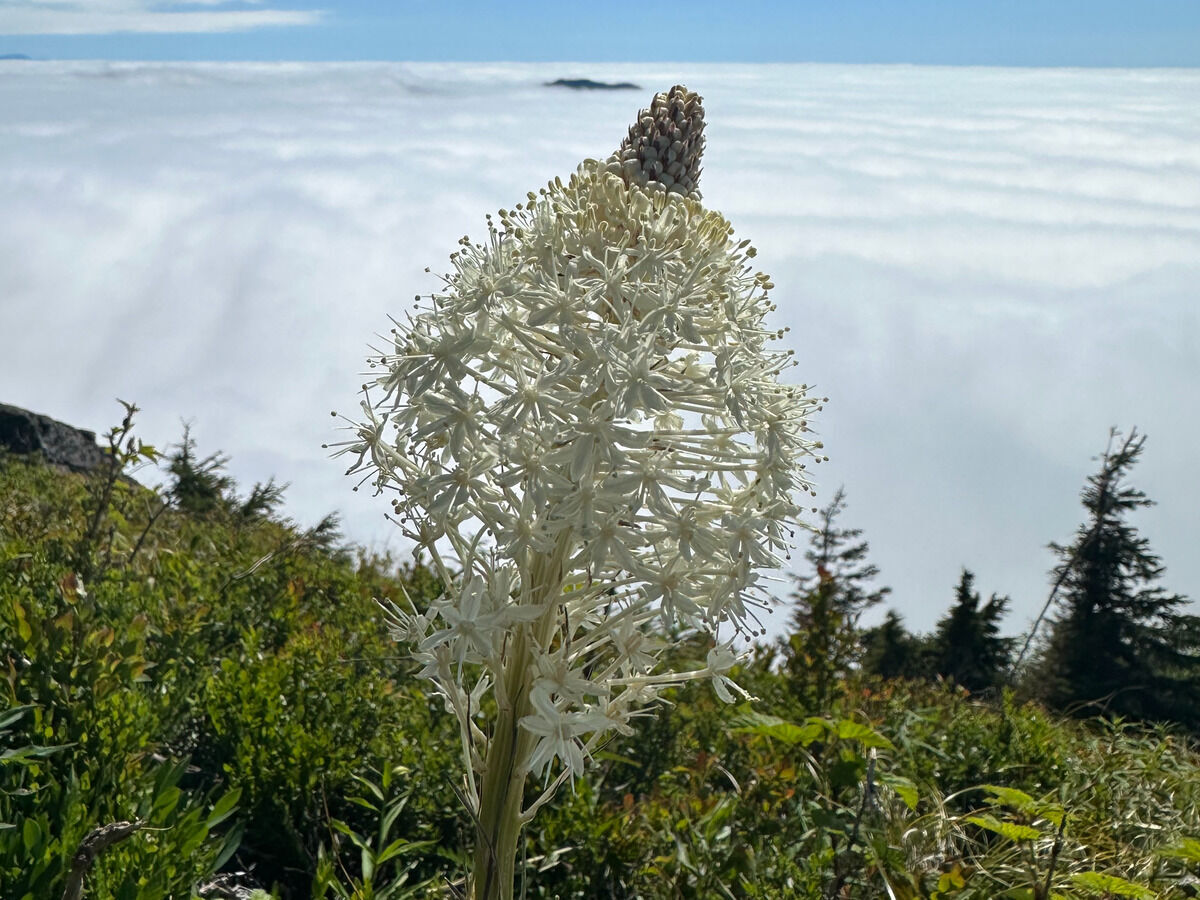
[0,1,321,34]
[1,62,1197,636]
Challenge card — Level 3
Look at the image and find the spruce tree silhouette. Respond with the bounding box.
[929,569,1014,693]
[782,487,889,711]
[1032,429,1200,728]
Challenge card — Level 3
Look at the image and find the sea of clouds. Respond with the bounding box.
[2,61,1197,634]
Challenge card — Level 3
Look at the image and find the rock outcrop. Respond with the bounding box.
[0,403,107,473]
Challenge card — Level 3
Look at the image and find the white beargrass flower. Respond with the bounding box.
[338,85,826,899]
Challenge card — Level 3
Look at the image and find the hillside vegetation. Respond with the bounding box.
[3,409,1199,899]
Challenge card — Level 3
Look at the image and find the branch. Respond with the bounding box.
[61,819,144,900]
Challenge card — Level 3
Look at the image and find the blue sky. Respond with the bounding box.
[2,0,1199,66]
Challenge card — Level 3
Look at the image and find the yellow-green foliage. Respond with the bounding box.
[0,439,453,899]
[521,661,1200,898]
[4,425,1200,899]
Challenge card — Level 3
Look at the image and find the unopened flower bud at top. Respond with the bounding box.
[615,84,706,201]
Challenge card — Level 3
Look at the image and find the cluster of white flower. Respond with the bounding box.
[339,93,824,809]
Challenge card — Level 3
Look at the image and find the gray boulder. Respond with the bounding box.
[0,403,107,473]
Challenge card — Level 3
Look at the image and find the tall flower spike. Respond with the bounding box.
[339,83,824,900]
[615,84,706,201]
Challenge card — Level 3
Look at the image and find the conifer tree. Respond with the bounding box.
[782,486,889,711]
[928,569,1013,693]
[861,610,925,681]
[1033,429,1200,727]
[166,426,234,516]
[167,426,289,524]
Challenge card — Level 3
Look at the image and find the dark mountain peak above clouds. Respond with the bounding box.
[546,78,640,91]
[0,403,106,473]
[0,54,32,61]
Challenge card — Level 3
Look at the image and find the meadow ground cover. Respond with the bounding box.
[3,420,1200,898]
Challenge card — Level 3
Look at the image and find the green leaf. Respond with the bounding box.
[981,785,1064,826]
[151,785,182,822]
[937,866,966,891]
[353,773,386,804]
[375,837,435,867]
[213,820,246,873]
[834,719,895,750]
[1157,836,1200,863]
[332,819,372,854]
[982,785,1036,811]
[1,741,74,763]
[731,711,825,746]
[22,817,41,852]
[593,749,641,766]
[206,787,242,829]
[12,600,32,643]
[877,772,920,810]
[380,795,407,843]
[0,705,34,731]
[362,844,375,885]
[965,814,1041,842]
[1069,871,1156,899]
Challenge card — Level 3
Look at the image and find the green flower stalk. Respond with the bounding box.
[339,85,825,899]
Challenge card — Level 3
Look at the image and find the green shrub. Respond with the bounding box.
[6,411,1200,899]
[1,414,450,899]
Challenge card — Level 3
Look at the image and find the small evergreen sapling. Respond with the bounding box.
[781,486,889,710]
